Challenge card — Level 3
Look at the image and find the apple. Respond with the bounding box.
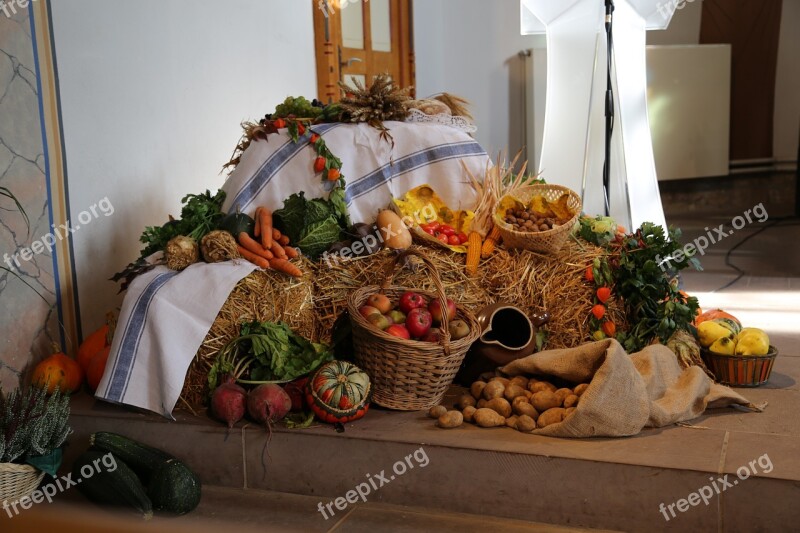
[367,293,393,314]
[428,298,457,324]
[387,309,407,324]
[358,305,381,319]
[386,324,411,339]
[448,319,471,340]
[421,328,442,343]
[399,291,427,314]
[406,308,433,338]
[367,313,391,330]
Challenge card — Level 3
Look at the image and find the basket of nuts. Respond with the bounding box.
[494,184,581,254]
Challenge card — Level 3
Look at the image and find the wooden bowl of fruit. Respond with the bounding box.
[697,320,777,387]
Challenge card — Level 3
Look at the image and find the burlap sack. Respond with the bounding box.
[500,339,760,438]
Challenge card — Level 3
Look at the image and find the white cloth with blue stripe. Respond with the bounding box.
[96,122,489,417]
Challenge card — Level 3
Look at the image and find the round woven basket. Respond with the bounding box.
[348,249,481,410]
[494,184,582,254]
[0,463,44,504]
[701,346,778,387]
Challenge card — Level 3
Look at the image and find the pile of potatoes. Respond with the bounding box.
[429,376,589,432]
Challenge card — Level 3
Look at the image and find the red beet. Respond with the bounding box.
[283,377,309,412]
[247,384,292,424]
[211,379,247,429]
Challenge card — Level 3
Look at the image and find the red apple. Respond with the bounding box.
[405,308,432,338]
[399,291,427,314]
[368,313,391,330]
[358,305,381,319]
[387,310,407,324]
[367,293,392,314]
[421,328,442,343]
[428,298,457,324]
[386,324,411,339]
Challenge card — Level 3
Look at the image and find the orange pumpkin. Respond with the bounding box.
[32,347,83,394]
[695,309,741,327]
[77,324,110,372]
[87,345,111,392]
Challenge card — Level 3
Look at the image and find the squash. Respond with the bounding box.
[32,344,82,394]
[376,210,412,250]
[695,309,741,327]
[91,432,175,483]
[74,450,153,520]
[77,324,109,372]
[305,360,371,424]
[218,212,255,238]
[87,345,111,392]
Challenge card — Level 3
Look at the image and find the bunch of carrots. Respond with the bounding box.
[236,207,303,278]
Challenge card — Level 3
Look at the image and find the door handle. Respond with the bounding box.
[341,57,363,68]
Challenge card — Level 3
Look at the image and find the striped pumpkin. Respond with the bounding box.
[306,361,371,424]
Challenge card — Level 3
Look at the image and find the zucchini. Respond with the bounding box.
[73,450,153,520]
[91,432,202,515]
[148,459,202,515]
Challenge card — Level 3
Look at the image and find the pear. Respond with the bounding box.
[697,321,735,348]
[735,329,770,356]
[709,336,736,356]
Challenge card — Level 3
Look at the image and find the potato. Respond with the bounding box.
[537,407,566,427]
[531,381,557,393]
[470,381,487,400]
[458,394,477,410]
[462,405,477,423]
[573,383,589,397]
[554,388,572,405]
[516,414,537,432]
[482,380,505,400]
[513,400,539,419]
[474,408,505,427]
[489,376,510,387]
[509,376,529,389]
[477,399,488,409]
[437,410,464,428]
[428,405,447,419]
[563,394,579,409]
[486,398,512,418]
[503,384,526,402]
[532,391,560,412]
[565,407,576,417]
[505,415,519,429]
[523,390,533,400]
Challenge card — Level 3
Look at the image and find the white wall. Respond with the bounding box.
[774,0,800,162]
[646,0,703,45]
[50,0,317,334]
[414,0,545,155]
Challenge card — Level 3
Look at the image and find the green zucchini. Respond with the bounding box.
[73,451,153,520]
[90,432,202,515]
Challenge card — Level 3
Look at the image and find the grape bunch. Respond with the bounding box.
[272,96,323,119]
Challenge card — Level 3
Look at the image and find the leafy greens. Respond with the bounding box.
[273,191,349,259]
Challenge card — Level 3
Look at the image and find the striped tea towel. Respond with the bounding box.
[95,259,257,418]
[222,121,490,221]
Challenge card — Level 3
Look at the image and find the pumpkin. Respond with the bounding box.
[32,345,83,394]
[305,361,371,424]
[87,345,111,392]
[217,212,255,238]
[78,324,110,372]
[695,309,740,327]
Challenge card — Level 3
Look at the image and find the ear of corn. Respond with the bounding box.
[481,225,502,258]
[466,231,482,275]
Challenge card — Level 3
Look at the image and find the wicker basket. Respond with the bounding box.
[702,346,778,387]
[494,184,582,254]
[0,463,45,504]
[348,249,482,410]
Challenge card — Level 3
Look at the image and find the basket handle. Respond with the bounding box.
[380,249,452,356]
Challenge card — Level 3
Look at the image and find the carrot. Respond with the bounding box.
[283,246,299,259]
[238,232,274,259]
[278,235,290,246]
[269,258,303,278]
[237,246,270,269]
[260,208,273,250]
[466,231,482,275]
[272,228,281,241]
[253,207,262,238]
[481,225,502,258]
[271,241,287,259]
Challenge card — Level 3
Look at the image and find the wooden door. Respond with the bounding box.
[313,0,415,103]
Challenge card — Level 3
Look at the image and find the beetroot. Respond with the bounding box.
[211,379,247,429]
[283,377,309,412]
[247,384,292,424]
